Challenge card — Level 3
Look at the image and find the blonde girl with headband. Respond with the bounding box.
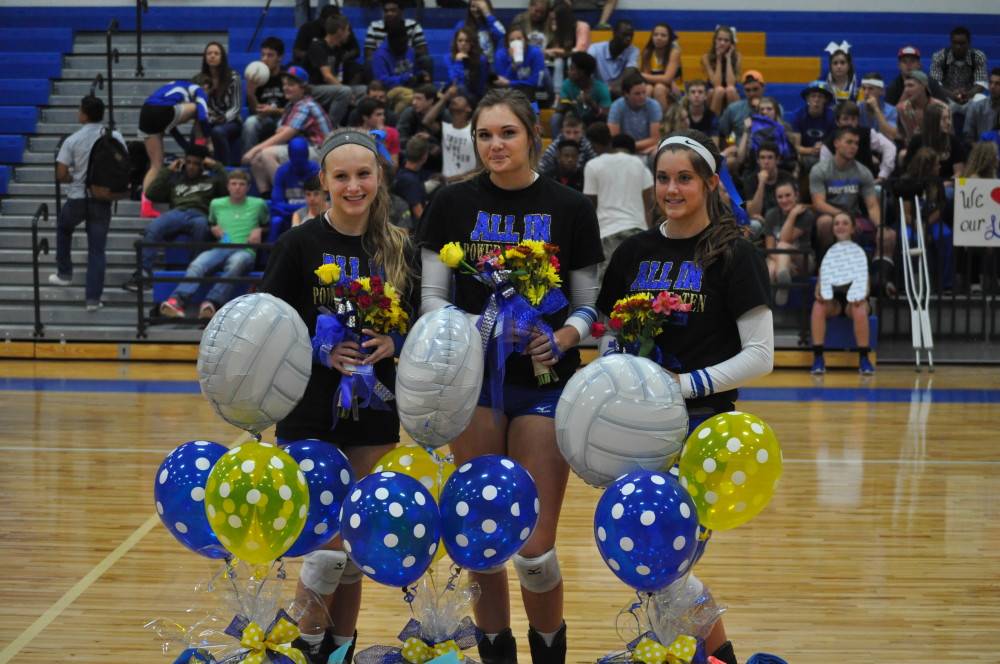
[259,128,419,664]
[595,129,774,664]
[418,87,604,664]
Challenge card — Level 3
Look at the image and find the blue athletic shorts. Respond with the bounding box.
[477,382,562,419]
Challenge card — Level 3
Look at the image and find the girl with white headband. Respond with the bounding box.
[260,128,419,664]
[595,129,774,664]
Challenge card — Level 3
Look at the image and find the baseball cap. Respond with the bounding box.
[898,46,920,58]
[801,80,834,101]
[282,65,309,83]
[743,70,765,84]
[906,70,929,85]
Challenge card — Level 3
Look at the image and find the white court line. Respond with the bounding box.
[0,446,173,453]
[0,430,252,664]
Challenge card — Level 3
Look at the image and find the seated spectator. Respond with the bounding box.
[819,101,897,185]
[371,16,433,92]
[291,175,327,227]
[586,120,612,156]
[583,132,654,280]
[421,85,477,180]
[809,126,897,293]
[394,134,430,226]
[700,25,742,116]
[902,104,966,181]
[718,70,766,148]
[743,141,797,222]
[292,5,352,67]
[200,42,242,166]
[494,27,551,108]
[160,169,269,320]
[964,138,999,178]
[537,113,598,178]
[551,139,584,191]
[587,19,639,97]
[683,79,717,138]
[962,67,1000,146]
[355,97,400,166]
[608,71,662,155]
[735,95,797,175]
[397,83,439,151]
[858,73,899,141]
[930,26,988,117]
[454,0,506,65]
[445,26,490,105]
[543,3,587,97]
[306,14,362,126]
[242,37,288,160]
[138,76,211,199]
[510,0,549,51]
[763,180,816,306]
[896,70,950,144]
[898,147,954,290]
[345,81,399,128]
[242,65,332,197]
[823,42,857,103]
[659,103,691,137]
[364,0,433,75]
[269,137,320,241]
[790,81,837,172]
[886,46,949,106]
[550,51,610,139]
[810,212,875,375]
[123,145,228,291]
[640,22,682,111]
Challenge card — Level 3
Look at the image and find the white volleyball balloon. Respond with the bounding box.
[555,354,688,488]
[395,306,484,448]
[197,293,313,434]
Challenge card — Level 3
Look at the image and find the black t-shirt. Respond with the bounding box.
[256,72,287,110]
[596,226,771,413]
[740,170,796,217]
[259,214,420,445]
[307,39,349,85]
[688,107,717,136]
[418,172,605,387]
[905,133,967,180]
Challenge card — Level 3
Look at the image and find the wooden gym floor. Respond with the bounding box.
[0,359,998,664]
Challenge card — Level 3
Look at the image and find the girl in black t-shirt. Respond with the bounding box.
[595,129,774,664]
[419,88,603,664]
[260,129,417,664]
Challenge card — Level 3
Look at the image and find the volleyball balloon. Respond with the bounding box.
[198,293,312,435]
[244,61,271,86]
[395,306,484,448]
[555,354,688,488]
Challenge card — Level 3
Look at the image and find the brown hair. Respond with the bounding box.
[964,141,1000,179]
[654,128,742,269]
[919,104,951,154]
[706,26,740,77]
[640,22,676,74]
[470,87,541,168]
[452,26,484,94]
[227,169,251,182]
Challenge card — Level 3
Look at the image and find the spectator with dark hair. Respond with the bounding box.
[421,85,477,180]
[396,82,439,150]
[763,180,815,306]
[701,25,742,116]
[160,169,269,321]
[587,19,639,97]
[718,70,767,148]
[355,97,400,165]
[364,0,431,73]
[743,141,796,221]
[930,26,989,116]
[123,144,228,292]
[291,175,327,227]
[446,25,490,105]
[640,22,682,111]
[200,42,243,166]
[550,51,610,138]
[543,3,587,96]
[345,81,399,128]
[269,137,320,241]
[896,70,950,144]
[586,120,612,155]
[49,95,126,311]
[963,68,1000,146]
[243,37,288,158]
[608,71,662,154]
[819,101,897,184]
[899,147,954,291]
[494,26,551,107]
[858,72,898,141]
[394,134,430,225]
[790,80,837,171]
[823,42,857,103]
[684,79,718,138]
[551,139,584,191]
[886,45,949,106]
[454,0,506,65]
[538,113,598,178]
[902,103,966,180]
[371,16,432,91]
[306,14,362,126]
[293,5,355,67]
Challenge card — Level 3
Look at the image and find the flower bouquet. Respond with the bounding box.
[592,291,691,366]
[313,261,409,420]
[439,240,567,390]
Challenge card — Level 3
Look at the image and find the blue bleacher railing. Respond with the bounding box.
[31,204,50,339]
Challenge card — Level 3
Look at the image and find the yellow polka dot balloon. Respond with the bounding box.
[204,441,309,563]
[677,412,782,531]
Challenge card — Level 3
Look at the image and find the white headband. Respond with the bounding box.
[658,136,718,174]
[860,78,884,89]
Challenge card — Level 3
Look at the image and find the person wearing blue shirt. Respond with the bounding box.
[453,0,505,65]
[790,80,837,172]
[270,137,320,241]
[494,27,550,107]
[586,20,640,96]
[858,73,899,142]
[608,71,663,155]
[138,76,212,195]
[371,16,431,90]
[444,25,491,105]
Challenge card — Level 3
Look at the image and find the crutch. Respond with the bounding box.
[898,196,934,371]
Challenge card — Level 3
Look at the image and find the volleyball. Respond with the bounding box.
[244,60,271,86]
[555,354,689,488]
[197,293,313,435]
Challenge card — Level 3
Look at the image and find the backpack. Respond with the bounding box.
[86,128,131,201]
[748,114,793,163]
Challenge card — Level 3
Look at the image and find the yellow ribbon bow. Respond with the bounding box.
[401,637,464,664]
[665,635,698,664]
[633,636,668,664]
[433,640,464,661]
[632,635,699,664]
[240,617,307,664]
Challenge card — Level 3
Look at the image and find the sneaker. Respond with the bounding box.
[859,357,875,375]
[595,21,611,30]
[48,273,72,286]
[122,271,151,292]
[85,301,104,312]
[810,357,826,375]
[291,629,334,664]
[160,298,185,318]
[140,192,161,218]
[774,268,791,307]
[199,301,217,320]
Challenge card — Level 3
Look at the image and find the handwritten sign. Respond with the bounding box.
[955,178,1000,247]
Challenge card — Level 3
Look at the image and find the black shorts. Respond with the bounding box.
[138,104,182,138]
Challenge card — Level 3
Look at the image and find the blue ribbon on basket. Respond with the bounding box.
[475,268,568,412]
[353,618,483,664]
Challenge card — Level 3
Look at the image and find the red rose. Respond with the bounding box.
[608,318,623,331]
[357,294,372,308]
[370,275,383,289]
[334,286,344,297]
[349,281,362,295]
[591,322,606,337]
[372,283,384,296]
[379,297,392,309]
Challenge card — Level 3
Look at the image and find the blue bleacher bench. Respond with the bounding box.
[824,315,879,350]
[152,270,263,304]
[0,79,50,106]
[0,135,26,163]
[0,107,38,135]
[0,28,73,54]
[2,53,62,80]
[0,165,10,195]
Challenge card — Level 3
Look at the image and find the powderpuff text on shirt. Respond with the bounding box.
[313,254,378,306]
[629,260,706,317]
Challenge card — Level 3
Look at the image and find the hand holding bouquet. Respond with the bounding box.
[592,291,691,360]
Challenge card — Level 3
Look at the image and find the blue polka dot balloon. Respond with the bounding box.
[439,455,539,571]
[282,440,356,558]
[594,470,699,592]
[154,440,230,558]
[339,472,440,587]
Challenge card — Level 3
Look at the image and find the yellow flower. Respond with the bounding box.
[440,242,465,268]
[383,282,400,301]
[314,263,341,284]
[523,239,547,260]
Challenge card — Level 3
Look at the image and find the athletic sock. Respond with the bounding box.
[858,346,870,360]
[299,632,325,646]
[812,345,825,359]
